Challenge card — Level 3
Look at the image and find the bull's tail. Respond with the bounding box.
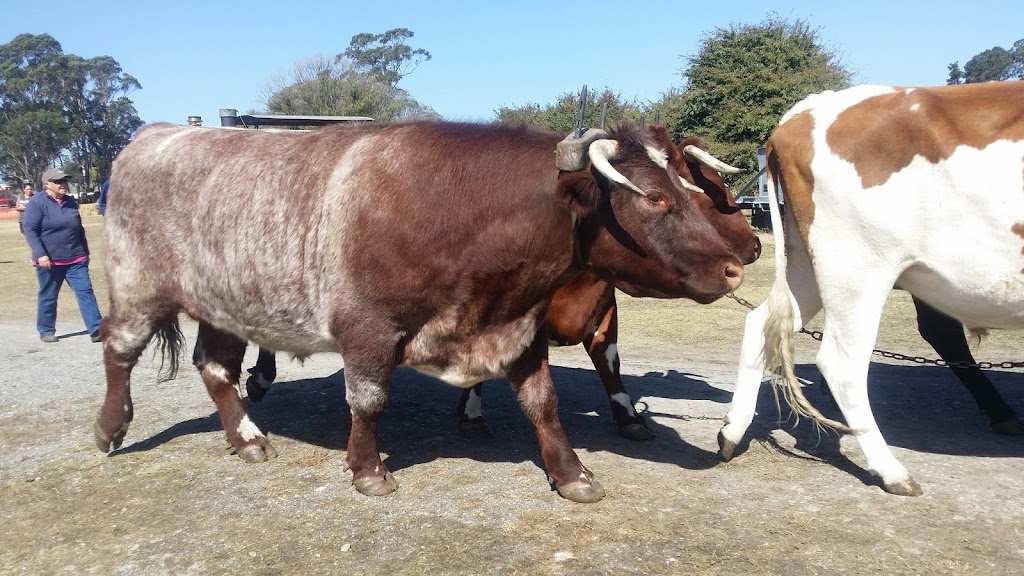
[761,148,852,434]
[153,316,186,382]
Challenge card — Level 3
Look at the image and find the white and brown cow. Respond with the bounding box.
[96,121,745,503]
[718,82,1024,496]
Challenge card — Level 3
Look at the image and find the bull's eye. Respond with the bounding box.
[646,192,664,204]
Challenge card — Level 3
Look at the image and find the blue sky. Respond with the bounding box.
[5,1,1022,125]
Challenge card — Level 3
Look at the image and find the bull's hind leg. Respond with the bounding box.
[245,346,277,402]
[95,312,183,453]
[456,384,495,439]
[582,300,653,440]
[194,323,277,463]
[509,336,605,503]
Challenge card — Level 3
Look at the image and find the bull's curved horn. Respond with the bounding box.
[588,140,646,196]
[682,145,743,174]
[678,176,706,194]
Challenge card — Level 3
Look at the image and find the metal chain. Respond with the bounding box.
[725,293,1024,371]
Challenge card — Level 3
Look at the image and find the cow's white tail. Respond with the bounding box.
[761,151,852,433]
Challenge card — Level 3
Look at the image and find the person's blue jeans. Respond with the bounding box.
[36,258,103,337]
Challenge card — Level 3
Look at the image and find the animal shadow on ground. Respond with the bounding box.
[114,365,732,474]
[730,361,1024,489]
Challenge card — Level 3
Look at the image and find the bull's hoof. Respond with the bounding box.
[94,420,129,453]
[245,373,271,402]
[353,472,399,496]
[233,439,278,463]
[554,478,606,503]
[718,429,738,462]
[618,421,655,441]
[991,417,1024,436]
[882,476,923,497]
[458,417,495,440]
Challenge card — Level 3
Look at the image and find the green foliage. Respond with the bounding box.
[946,62,964,85]
[340,28,431,89]
[659,15,851,181]
[262,54,439,122]
[948,39,1024,84]
[495,87,649,132]
[964,47,1015,82]
[0,33,141,188]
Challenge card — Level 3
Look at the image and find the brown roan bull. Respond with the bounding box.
[95,121,744,503]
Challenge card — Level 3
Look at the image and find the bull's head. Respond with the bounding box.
[554,124,745,303]
[671,135,762,265]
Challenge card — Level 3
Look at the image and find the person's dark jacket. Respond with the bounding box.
[23,193,90,262]
[98,179,109,215]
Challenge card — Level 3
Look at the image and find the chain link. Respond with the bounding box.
[725,293,1024,371]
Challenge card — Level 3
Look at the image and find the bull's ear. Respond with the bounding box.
[649,126,687,172]
[556,172,602,217]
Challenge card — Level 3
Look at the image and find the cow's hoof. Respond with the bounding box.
[718,429,738,462]
[94,420,128,453]
[991,417,1024,436]
[882,477,923,497]
[618,421,655,441]
[353,472,399,496]
[555,479,606,503]
[234,439,278,463]
[245,373,271,402]
[458,417,495,440]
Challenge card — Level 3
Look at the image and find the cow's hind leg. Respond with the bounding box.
[913,298,1024,435]
[510,336,604,503]
[245,347,277,402]
[720,241,821,461]
[95,312,183,452]
[582,300,653,440]
[456,384,495,439]
[194,323,277,462]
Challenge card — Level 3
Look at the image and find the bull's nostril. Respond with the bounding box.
[724,264,744,290]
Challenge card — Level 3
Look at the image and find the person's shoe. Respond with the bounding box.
[40,334,58,343]
[90,331,103,343]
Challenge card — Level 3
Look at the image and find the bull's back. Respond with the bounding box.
[105,122,569,351]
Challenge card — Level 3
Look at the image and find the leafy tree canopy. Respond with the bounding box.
[495,87,649,133]
[260,54,439,122]
[0,33,141,189]
[659,15,851,181]
[948,40,1024,84]
[340,28,431,89]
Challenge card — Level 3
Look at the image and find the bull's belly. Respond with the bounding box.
[196,309,338,355]
[400,306,544,388]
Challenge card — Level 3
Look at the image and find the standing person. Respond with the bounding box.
[97,179,109,216]
[16,181,34,234]
[23,168,103,343]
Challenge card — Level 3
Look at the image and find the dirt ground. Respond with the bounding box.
[2,219,1023,575]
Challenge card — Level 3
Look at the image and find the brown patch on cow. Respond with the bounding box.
[769,110,817,250]
[1012,223,1024,272]
[827,83,1024,189]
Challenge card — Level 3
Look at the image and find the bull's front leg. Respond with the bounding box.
[194,323,277,463]
[582,301,653,441]
[509,336,605,503]
[341,338,400,497]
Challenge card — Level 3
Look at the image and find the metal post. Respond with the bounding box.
[219,109,240,127]
[187,116,203,126]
